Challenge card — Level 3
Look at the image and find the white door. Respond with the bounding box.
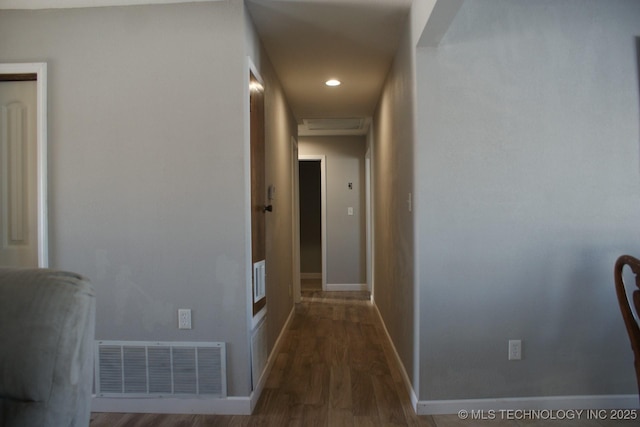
[0,80,38,267]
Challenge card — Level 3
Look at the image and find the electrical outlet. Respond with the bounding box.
[508,339,522,360]
[178,309,192,329]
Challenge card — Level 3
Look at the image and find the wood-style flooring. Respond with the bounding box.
[90,285,638,427]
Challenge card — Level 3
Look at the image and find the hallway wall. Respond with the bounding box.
[371,9,417,394]
[245,9,298,356]
[415,0,640,401]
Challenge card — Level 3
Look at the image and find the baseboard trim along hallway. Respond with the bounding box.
[325,283,367,292]
[91,396,252,415]
[249,306,296,412]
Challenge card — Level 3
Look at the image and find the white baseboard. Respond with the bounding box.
[326,283,367,291]
[91,395,252,415]
[300,273,321,279]
[249,305,295,412]
[372,303,419,412]
[417,394,640,415]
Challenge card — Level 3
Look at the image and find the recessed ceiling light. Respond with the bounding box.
[325,79,341,87]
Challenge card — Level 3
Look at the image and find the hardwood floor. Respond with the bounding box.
[300,277,322,291]
[90,290,637,426]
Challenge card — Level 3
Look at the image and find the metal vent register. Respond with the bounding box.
[95,341,226,397]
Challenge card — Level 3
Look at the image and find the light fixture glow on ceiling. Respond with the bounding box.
[325,79,341,87]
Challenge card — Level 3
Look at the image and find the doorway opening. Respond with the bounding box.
[299,160,321,292]
[298,155,326,293]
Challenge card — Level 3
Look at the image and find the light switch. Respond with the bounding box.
[348,207,354,216]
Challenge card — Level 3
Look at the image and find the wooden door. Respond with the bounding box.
[250,71,266,316]
[0,77,38,267]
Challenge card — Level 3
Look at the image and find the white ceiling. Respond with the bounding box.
[246,0,413,129]
[1,0,414,133]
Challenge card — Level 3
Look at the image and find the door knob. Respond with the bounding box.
[263,205,273,213]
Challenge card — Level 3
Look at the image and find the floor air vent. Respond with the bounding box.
[95,341,226,397]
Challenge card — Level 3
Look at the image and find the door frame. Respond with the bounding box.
[246,57,267,330]
[0,62,48,267]
[298,155,327,291]
[291,137,301,303]
[365,145,373,296]
[245,57,268,398]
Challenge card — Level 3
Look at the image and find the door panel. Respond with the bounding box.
[0,80,38,267]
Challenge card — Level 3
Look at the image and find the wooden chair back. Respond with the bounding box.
[614,255,640,396]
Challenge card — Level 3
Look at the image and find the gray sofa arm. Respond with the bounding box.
[0,268,96,427]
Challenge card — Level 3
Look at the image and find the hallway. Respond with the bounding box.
[250,290,424,425]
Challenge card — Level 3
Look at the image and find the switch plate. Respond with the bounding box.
[508,339,522,360]
[348,207,354,216]
[178,309,192,329]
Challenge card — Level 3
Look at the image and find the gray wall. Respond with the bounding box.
[0,1,251,397]
[372,12,417,392]
[416,0,640,400]
[299,136,366,285]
